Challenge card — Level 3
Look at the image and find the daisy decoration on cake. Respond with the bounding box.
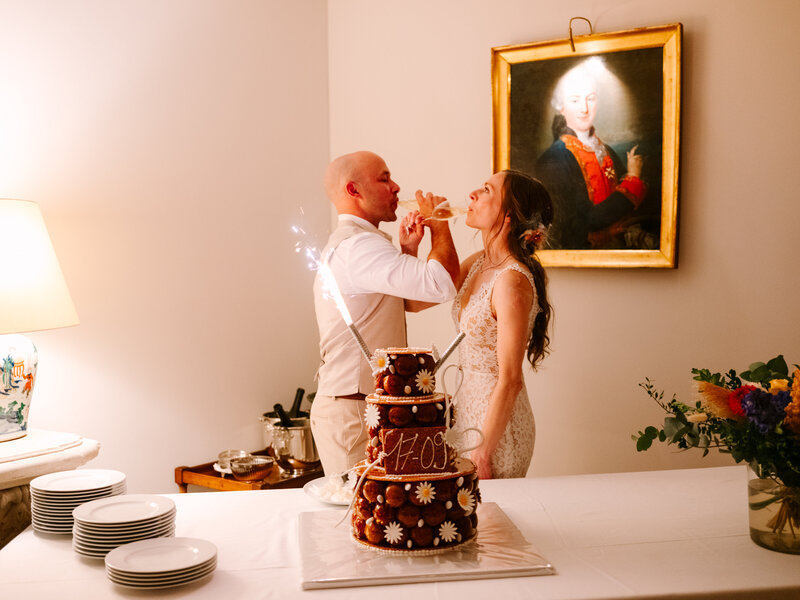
[383,521,404,545]
[370,351,389,376]
[438,521,458,543]
[457,488,475,515]
[414,481,436,504]
[364,404,381,429]
[415,369,435,394]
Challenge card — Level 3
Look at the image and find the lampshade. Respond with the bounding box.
[0,199,79,334]
[0,199,78,442]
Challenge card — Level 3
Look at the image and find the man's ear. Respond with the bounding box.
[346,182,359,197]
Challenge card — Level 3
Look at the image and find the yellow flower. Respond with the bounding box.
[769,379,790,394]
[790,369,800,402]
[784,369,800,436]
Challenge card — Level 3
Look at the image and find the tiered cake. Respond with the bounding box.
[351,348,480,552]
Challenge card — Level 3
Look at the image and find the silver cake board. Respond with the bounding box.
[299,502,555,590]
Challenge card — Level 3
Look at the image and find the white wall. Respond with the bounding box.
[327,0,800,477]
[3,0,330,492]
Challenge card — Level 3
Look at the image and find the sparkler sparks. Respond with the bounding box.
[292,220,372,362]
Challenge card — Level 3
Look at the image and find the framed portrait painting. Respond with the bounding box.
[492,23,681,268]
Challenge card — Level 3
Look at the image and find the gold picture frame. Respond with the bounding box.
[492,23,681,268]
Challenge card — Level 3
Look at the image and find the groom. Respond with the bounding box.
[311,151,459,475]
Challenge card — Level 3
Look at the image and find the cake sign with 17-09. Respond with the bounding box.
[380,427,449,474]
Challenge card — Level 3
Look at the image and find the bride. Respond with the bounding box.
[452,170,553,479]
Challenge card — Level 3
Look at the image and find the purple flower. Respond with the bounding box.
[740,389,791,434]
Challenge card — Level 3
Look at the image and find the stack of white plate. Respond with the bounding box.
[72,494,176,559]
[30,469,127,534]
[105,537,217,589]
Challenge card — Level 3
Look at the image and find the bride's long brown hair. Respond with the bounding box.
[499,170,553,369]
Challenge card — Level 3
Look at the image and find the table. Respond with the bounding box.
[2,465,800,599]
[174,452,322,492]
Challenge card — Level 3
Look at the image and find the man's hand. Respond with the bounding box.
[399,210,425,256]
[626,144,643,179]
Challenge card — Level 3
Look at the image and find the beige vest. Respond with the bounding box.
[314,219,407,396]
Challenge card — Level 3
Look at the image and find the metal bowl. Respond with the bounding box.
[218,449,250,470]
[230,455,275,481]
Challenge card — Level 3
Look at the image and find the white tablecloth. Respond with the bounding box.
[1,465,799,599]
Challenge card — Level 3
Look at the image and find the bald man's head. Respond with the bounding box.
[323,151,400,226]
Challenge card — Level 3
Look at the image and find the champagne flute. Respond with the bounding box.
[397,198,468,222]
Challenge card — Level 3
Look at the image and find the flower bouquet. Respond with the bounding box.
[633,355,800,553]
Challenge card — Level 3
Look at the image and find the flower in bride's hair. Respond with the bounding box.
[519,226,547,250]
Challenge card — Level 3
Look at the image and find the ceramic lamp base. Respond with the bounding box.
[0,334,38,442]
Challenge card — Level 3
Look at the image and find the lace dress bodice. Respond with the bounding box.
[450,254,538,478]
[452,255,539,369]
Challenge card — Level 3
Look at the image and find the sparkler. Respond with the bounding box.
[432,331,466,374]
[317,249,373,363]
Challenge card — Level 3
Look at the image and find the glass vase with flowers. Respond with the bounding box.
[634,355,800,554]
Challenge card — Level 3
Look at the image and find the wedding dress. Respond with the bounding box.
[451,254,537,478]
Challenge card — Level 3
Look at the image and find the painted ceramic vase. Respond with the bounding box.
[0,334,38,442]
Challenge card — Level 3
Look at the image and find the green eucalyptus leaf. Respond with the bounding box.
[664,417,681,438]
[636,436,653,451]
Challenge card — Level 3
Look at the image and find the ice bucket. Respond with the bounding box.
[259,412,319,467]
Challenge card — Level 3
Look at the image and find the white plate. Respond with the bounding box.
[75,510,175,532]
[105,537,217,574]
[32,513,73,523]
[74,524,176,545]
[73,531,175,553]
[31,523,72,534]
[75,523,176,543]
[32,484,126,501]
[303,477,352,506]
[73,495,175,525]
[107,558,216,582]
[30,469,126,493]
[108,569,215,590]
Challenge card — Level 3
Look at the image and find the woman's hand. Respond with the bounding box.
[626,144,643,179]
[470,447,494,480]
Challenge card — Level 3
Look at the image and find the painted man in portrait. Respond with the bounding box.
[534,60,651,250]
